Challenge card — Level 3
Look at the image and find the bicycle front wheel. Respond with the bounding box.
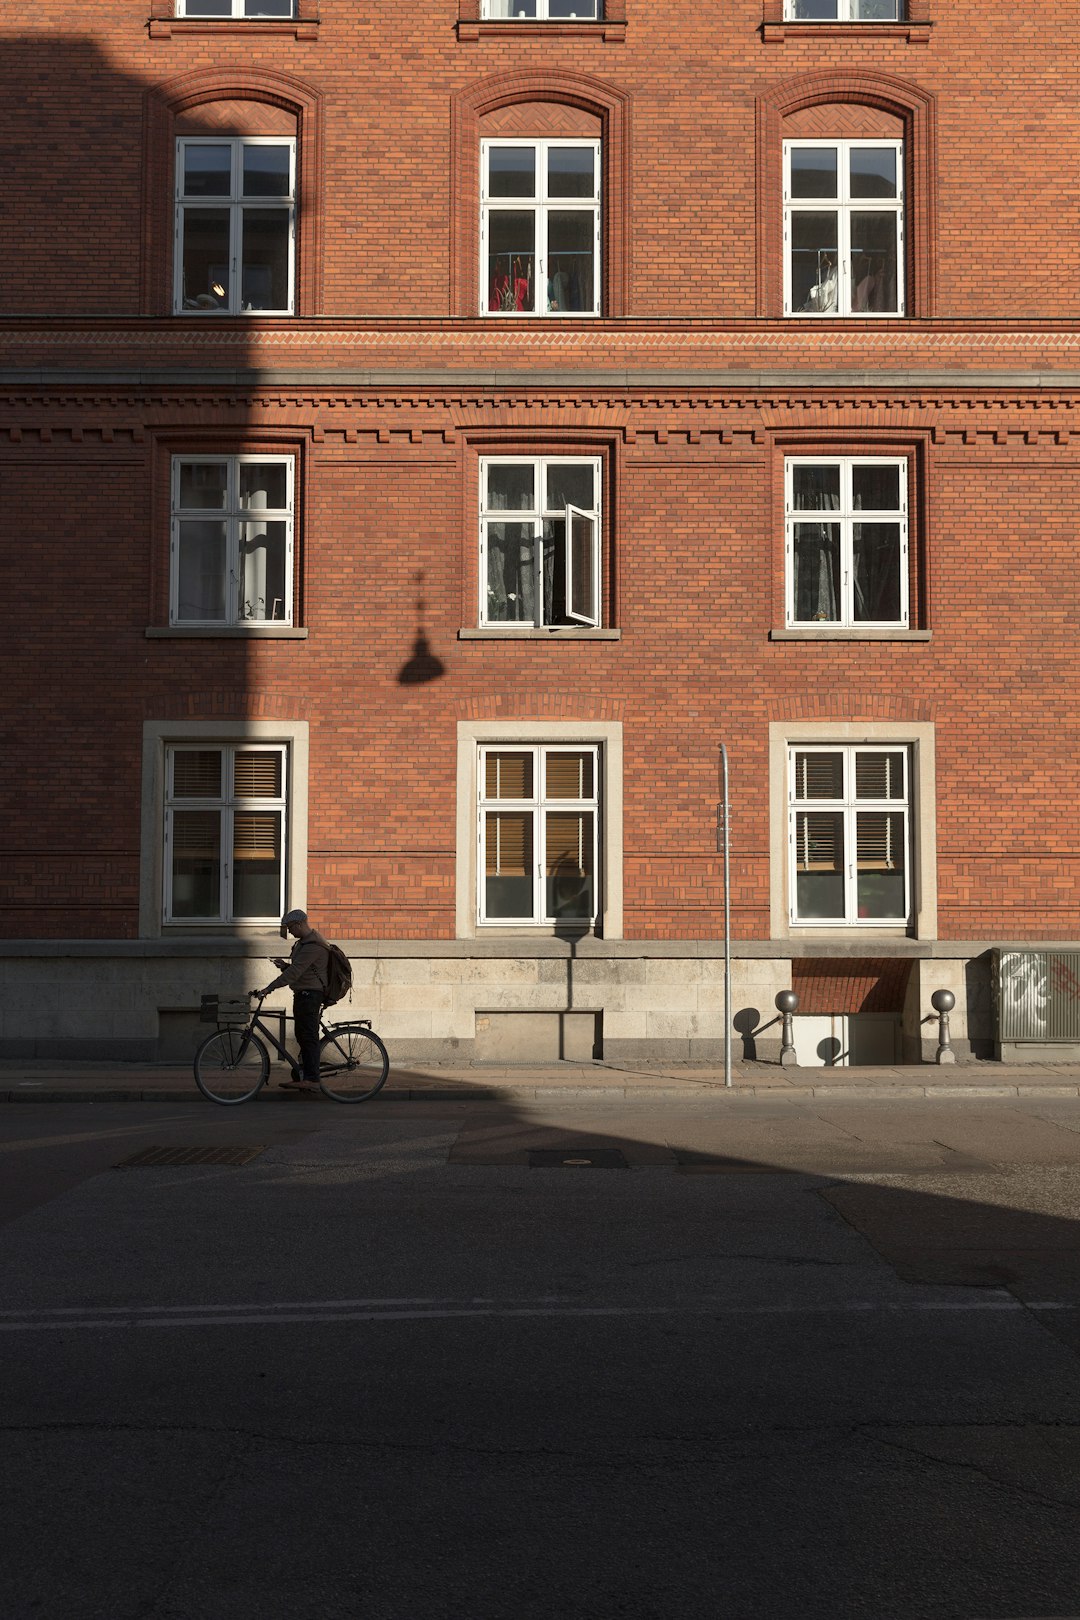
[318,1025,390,1102]
[194,1028,270,1105]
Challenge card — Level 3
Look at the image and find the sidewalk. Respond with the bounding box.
[4,1057,1080,1103]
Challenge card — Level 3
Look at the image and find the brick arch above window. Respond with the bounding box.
[756,71,937,319]
[451,71,631,319]
[141,68,323,317]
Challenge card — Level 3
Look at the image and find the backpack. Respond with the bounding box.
[320,941,353,1007]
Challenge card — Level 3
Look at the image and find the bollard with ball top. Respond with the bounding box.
[776,989,799,1068]
[931,988,957,1065]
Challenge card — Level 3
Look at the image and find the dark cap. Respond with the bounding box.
[280,908,308,940]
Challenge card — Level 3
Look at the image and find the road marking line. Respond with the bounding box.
[0,1297,1072,1332]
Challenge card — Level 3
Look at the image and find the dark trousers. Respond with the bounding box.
[293,989,325,1081]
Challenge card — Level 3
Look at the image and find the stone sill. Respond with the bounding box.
[770,627,932,642]
[149,16,319,36]
[458,627,620,641]
[457,18,625,38]
[763,19,931,40]
[145,626,308,639]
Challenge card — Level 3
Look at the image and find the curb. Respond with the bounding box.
[3,1083,1080,1104]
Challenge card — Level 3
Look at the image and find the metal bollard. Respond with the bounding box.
[931,988,957,1065]
[775,989,799,1068]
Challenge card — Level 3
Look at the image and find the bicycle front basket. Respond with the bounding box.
[200,994,250,1026]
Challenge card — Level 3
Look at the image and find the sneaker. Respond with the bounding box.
[279,1074,318,1090]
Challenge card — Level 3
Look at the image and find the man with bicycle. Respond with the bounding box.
[257,909,330,1090]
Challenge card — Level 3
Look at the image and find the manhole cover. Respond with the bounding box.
[113,1145,267,1168]
[528,1148,628,1169]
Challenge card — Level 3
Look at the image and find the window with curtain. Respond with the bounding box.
[480,456,600,627]
[784,0,900,15]
[165,744,287,922]
[171,455,294,626]
[175,137,295,314]
[788,745,910,924]
[178,0,296,12]
[481,0,600,13]
[784,139,903,317]
[481,139,600,317]
[479,745,599,924]
[785,456,907,627]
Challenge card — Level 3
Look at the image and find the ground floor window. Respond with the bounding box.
[789,744,910,925]
[479,744,599,925]
[165,743,287,923]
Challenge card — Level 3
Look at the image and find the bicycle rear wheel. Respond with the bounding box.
[318,1025,390,1102]
[194,1028,269,1104]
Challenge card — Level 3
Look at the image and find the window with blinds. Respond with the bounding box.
[166,744,287,923]
[478,744,599,925]
[789,745,909,924]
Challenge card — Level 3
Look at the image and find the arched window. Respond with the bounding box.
[452,72,631,319]
[142,69,323,316]
[756,73,936,319]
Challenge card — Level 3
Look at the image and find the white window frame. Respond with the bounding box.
[477,743,601,927]
[479,455,601,628]
[163,742,288,926]
[170,454,295,628]
[783,138,905,318]
[787,743,911,928]
[455,722,623,939]
[480,0,600,15]
[783,0,900,17]
[177,0,296,13]
[174,136,296,316]
[785,456,908,629]
[480,138,601,319]
[141,720,308,937]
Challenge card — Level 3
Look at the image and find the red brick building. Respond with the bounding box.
[2,0,1078,1063]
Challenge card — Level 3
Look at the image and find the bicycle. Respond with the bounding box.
[193,993,390,1106]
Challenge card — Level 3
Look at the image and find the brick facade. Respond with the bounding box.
[2,2,1078,1062]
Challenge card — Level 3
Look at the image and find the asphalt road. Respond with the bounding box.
[3,1094,1080,1620]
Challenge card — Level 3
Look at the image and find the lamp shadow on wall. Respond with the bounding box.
[397,570,446,686]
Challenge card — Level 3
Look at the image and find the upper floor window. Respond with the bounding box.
[789,746,910,926]
[166,744,287,924]
[175,137,295,314]
[178,0,294,12]
[481,139,600,317]
[480,456,600,627]
[481,0,599,13]
[786,457,907,627]
[171,455,294,626]
[785,0,899,15]
[784,139,903,316]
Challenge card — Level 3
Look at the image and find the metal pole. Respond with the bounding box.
[720,743,731,1089]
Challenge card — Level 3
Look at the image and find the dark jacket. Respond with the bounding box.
[265,930,330,994]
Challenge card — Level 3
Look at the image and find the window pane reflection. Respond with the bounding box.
[240,209,290,309]
[488,213,535,311]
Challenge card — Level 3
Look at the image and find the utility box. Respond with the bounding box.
[992,950,1080,1060]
